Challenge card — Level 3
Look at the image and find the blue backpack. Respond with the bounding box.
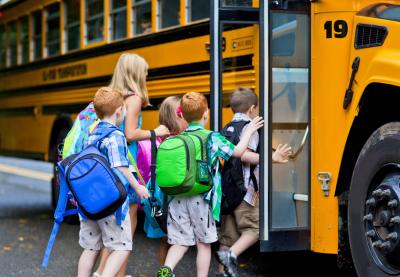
[42,126,129,267]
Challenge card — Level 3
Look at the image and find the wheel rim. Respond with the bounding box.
[364,164,400,274]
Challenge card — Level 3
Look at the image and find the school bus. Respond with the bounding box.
[1,0,400,275]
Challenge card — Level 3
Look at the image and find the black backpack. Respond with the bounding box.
[220,120,259,215]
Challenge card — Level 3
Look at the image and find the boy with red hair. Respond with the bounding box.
[157,92,263,277]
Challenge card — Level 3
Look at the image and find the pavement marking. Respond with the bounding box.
[0,163,53,181]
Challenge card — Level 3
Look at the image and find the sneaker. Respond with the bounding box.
[216,250,238,277]
[157,266,175,277]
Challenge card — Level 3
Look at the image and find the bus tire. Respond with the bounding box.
[349,122,400,277]
[50,127,78,225]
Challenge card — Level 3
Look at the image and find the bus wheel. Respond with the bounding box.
[50,127,78,224]
[349,122,400,276]
[50,128,69,209]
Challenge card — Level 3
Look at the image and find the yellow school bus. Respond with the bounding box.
[1,0,400,275]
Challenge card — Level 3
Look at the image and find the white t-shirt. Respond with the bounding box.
[232,113,259,206]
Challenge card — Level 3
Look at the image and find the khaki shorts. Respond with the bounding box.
[219,199,259,247]
[79,213,132,251]
[167,195,218,246]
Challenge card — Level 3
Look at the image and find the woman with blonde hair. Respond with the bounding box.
[94,53,170,277]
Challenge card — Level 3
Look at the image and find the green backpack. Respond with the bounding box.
[156,129,213,197]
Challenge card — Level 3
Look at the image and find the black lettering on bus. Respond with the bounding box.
[57,64,87,79]
[324,20,348,39]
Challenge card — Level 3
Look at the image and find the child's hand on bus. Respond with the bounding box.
[246,116,264,134]
[135,184,150,200]
[154,125,170,137]
[272,144,292,164]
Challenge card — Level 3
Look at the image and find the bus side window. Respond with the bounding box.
[222,0,253,7]
[19,16,29,64]
[64,0,81,51]
[46,3,61,57]
[8,21,17,67]
[32,11,42,61]
[110,0,127,41]
[0,25,6,68]
[188,0,210,22]
[132,0,152,35]
[158,0,180,29]
[85,0,104,44]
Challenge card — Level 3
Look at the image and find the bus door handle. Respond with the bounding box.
[288,125,309,160]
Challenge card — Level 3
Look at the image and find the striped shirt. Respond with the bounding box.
[87,121,130,169]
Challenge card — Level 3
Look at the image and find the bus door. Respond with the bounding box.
[210,0,311,252]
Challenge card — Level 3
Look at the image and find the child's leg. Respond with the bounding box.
[101,250,130,277]
[129,203,139,235]
[230,199,259,256]
[218,244,230,273]
[94,248,109,275]
[114,203,137,277]
[230,233,258,256]
[196,242,211,277]
[159,238,170,265]
[115,259,129,277]
[79,220,103,277]
[77,249,100,277]
[164,244,189,270]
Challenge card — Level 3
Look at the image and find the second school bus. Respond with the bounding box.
[1,0,400,276]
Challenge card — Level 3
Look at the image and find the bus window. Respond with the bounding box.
[222,0,252,7]
[19,16,29,64]
[189,0,209,22]
[110,0,127,41]
[158,0,180,29]
[46,3,60,57]
[8,21,17,67]
[85,0,104,43]
[0,25,6,68]
[132,0,152,35]
[32,11,42,61]
[64,0,80,51]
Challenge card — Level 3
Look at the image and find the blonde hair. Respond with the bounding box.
[181,92,208,123]
[93,87,124,119]
[159,96,181,134]
[109,53,150,107]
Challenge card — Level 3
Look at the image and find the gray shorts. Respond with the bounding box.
[79,213,132,251]
[167,195,218,246]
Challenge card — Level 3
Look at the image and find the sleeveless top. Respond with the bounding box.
[120,91,143,164]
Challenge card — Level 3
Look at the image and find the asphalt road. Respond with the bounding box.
[0,156,356,277]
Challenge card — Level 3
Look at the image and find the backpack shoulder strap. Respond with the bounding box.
[221,120,250,144]
[42,161,78,268]
[149,130,157,201]
[90,126,118,147]
[185,129,211,162]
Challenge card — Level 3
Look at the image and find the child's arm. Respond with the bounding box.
[272,144,292,164]
[241,150,259,165]
[117,166,150,199]
[232,116,264,158]
[242,144,292,165]
[124,95,170,142]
